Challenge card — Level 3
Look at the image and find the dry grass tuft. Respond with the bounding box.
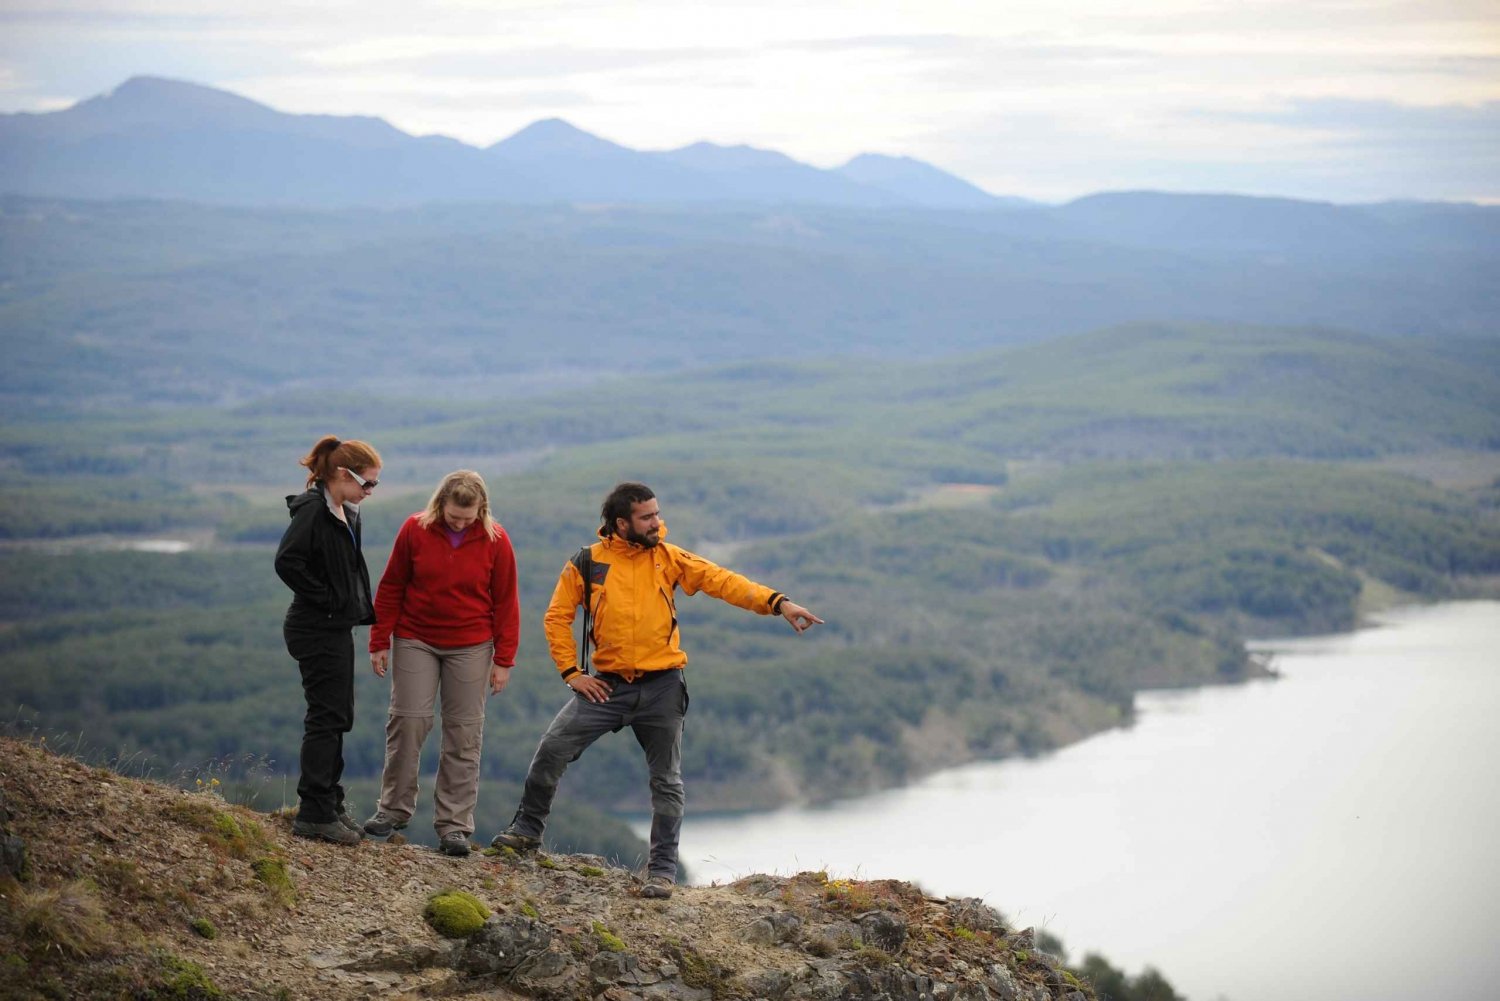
[13,879,118,958]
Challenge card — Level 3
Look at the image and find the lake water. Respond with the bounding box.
[664,602,1500,1001]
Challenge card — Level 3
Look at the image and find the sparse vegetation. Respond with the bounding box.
[95,857,164,904]
[12,878,116,958]
[668,937,732,992]
[592,920,625,952]
[1078,953,1186,1001]
[822,877,875,912]
[162,798,269,861]
[151,953,224,1000]
[250,856,295,908]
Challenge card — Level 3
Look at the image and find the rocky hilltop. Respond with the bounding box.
[0,736,1096,1001]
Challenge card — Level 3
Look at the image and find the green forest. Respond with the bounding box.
[3,321,1499,868]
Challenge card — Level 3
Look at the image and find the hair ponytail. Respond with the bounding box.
[299,435,381,488]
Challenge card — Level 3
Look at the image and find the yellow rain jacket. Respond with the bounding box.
[544,524,785,682]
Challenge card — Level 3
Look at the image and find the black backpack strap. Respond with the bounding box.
[571,545,593,676]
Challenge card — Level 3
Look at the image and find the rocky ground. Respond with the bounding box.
[0,736,1095,1001]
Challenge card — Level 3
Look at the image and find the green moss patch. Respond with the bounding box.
[152,953,224,1000]
[423,890,490,938]
[162,799,269,860]
[592,920,625,953]
[250,857,295,908]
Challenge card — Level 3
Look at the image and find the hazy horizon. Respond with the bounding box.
[1,1,1496,204]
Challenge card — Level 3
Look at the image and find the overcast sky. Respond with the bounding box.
[2,0,1496,202]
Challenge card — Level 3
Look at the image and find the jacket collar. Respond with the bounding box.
[599,521,669,555]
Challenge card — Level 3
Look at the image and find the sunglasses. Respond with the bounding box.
[341,467,379,492]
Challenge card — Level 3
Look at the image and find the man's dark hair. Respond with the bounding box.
[600,482,655,536]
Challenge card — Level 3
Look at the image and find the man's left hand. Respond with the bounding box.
[490,664,513,695]
[781,602,824,634]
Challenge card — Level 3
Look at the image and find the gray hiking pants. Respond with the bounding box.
[377,637,491,838]
[514,668,687,879]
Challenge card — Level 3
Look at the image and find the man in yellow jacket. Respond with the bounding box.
[491,481,822,897]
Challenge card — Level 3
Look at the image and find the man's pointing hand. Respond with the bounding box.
[781,601,824,634]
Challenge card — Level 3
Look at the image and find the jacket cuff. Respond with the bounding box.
[560,667,581,682]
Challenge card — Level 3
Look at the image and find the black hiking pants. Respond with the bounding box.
[285,624,356,824]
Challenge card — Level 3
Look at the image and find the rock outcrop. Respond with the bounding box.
[0,736,1095,1000]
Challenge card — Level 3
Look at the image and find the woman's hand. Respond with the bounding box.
[490,664,513,695]
[371,650,389,677]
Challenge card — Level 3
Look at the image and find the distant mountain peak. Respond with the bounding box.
[844,152,922,168]
[836,152,1025,209]
[489,117,630,158]
[91,75,277,116]
[661,141,802,172]
[512,117,589,135]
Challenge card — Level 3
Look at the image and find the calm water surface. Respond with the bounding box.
[668,602,1500,1001]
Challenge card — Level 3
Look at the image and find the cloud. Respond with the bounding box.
[1222,96,1500,141]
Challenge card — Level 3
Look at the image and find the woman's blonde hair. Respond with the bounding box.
[419,469,501,540]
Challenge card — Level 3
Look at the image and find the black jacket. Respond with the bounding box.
[274,487,375,630]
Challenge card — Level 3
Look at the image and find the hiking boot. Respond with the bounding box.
[439,831,472,857]
[490,827,541,853]
[640,875,674,899]
[292,818,362,846]
[336,809,361,834]
[363,810,408,838]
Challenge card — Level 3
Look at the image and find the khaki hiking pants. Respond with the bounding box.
[376,637,491,837]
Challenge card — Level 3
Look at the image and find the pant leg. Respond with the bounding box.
[285,625,355,824]
[433,641,492,837]
[630,671,688,880]
[512,687,632,839]
[377,637,440,824]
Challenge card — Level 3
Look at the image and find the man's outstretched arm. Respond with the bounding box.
[674,547,824,633]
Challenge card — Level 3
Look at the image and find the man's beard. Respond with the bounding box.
[624,526,660,548]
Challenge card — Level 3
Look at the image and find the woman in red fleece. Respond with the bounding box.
[362,470,520,856]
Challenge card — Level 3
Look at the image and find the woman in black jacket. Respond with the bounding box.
[274,435,383,845]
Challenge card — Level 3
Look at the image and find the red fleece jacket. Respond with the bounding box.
[369,513,520,666]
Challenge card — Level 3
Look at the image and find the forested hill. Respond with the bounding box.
[2,194,1495,408]
[4,320,1499,863]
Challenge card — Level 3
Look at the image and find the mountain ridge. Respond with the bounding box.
[0,75,1010,209]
